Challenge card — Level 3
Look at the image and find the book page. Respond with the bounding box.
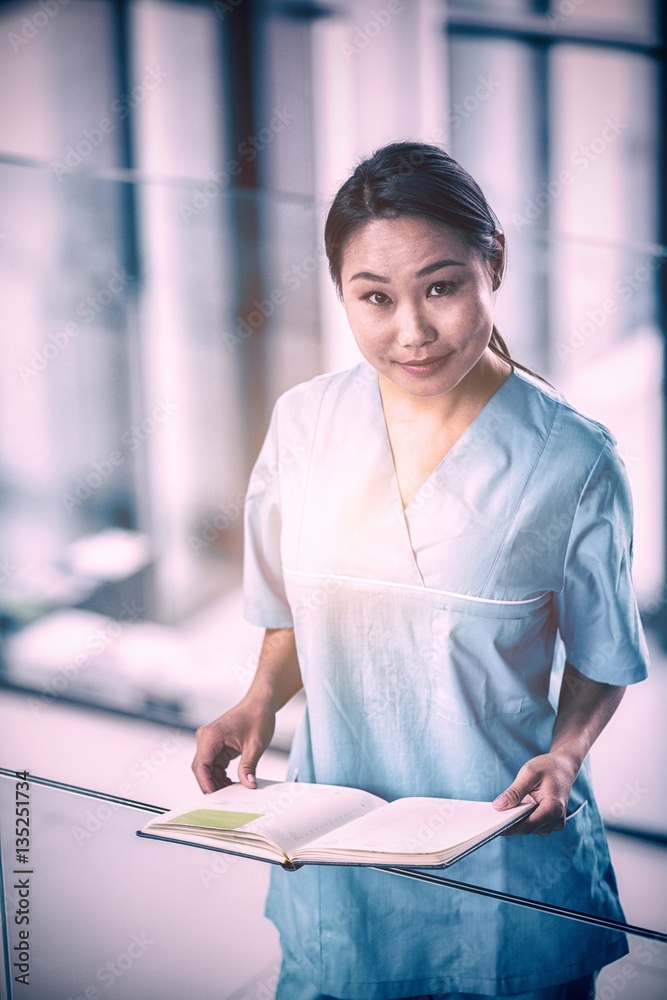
[147,780,387,856]
[241,782,387,854]
[305,797,532,856]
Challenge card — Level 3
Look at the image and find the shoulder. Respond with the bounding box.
[272,363,373,426]
[276,363,372,405]
[511,369,618,474]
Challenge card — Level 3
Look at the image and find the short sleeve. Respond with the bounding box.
[554,438,649,685]
[242,402,294,629]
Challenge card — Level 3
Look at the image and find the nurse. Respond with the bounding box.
[192,142,650,1000]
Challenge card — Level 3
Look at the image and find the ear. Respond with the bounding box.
[491,231,506,291]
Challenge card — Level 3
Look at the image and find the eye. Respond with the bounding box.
[362,291,392,306]
[427,281,454,298]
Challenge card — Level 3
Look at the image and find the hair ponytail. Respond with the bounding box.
[489,326,552,386]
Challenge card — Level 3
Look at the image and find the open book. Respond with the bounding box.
[137,780,534,870]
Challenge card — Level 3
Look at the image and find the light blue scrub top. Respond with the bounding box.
[242,363,650,999]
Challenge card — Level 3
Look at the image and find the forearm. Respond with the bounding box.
[550,660,626,774]
[193,628,302,792]
[494,661,627,833]
[244,627,303,713]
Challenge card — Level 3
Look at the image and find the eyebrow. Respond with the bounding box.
[349,259,466,283]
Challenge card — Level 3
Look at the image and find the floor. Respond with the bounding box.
[1,633,666,999]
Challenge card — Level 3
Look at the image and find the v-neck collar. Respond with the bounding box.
[371,364,518,516]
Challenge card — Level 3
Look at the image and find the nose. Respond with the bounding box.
[395,301,437,350]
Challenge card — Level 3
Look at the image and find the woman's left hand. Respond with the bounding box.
[492,751,579,835]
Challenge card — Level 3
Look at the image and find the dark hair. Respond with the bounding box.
[324,141,546,384]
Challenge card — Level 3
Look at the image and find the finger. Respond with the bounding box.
[502,799,565,836]
[238,739,265,789]
[208,758,234,792]
[192,742,236,794]
[493,779,533,811]
[192,759,222,794]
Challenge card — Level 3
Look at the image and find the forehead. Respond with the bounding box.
[340,216,474,276]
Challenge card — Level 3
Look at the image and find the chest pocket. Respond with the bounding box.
[430,592,554,726]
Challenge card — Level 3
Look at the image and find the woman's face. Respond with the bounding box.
[340,215,501,398]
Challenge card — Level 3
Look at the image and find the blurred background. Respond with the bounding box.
[0,1,666,997]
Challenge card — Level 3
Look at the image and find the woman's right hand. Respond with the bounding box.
[191,696,276,793]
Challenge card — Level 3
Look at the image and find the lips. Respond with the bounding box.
[394,354,449,378]
[402,358,441,365]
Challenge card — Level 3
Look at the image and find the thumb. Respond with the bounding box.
[238,741,263,789]
[493,776,531,811]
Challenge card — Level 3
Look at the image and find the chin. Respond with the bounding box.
[388,370,461,397]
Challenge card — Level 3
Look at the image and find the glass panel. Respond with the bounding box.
[448,37,548,372]
[447,0,537,15]
[0,163,137,573]
[545,0,658,36]
[0,772,282,999]
[259,12,317,197]
[548,45,661,603]
[0,161,324,724]
[130,0,226,181]
[549,46,658,247]
[548,239,665,605]
[0,0,119,167]
[1,771,665,998]
[0,163,324,634]
[447,0,659,36]
[448,34,663,606]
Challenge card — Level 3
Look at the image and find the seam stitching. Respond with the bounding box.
[282,567,550,606]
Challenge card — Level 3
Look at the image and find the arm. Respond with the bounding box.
[191,627,302,793]
[493,661,626,834]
